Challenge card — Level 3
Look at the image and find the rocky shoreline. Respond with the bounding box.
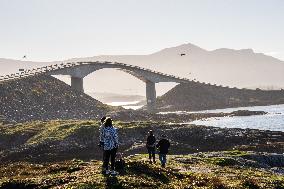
[0,114,283,164]
[0,111,283,188]
[111,109,267,123]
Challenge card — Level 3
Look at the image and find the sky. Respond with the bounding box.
[0,0,284,62]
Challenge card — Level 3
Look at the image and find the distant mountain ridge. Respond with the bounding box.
[1,43,284,97]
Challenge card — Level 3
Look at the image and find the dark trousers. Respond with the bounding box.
[103,148,117,170]
[159,153,167,166]
[147,147,155,161]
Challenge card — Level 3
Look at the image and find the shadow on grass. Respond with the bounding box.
[0,180,39,189]
[126,161,170,184]
[105,176,123,189]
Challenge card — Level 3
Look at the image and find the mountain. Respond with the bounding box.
[1,43,284,97]
[86,43,284,90]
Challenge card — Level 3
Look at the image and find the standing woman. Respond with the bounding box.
[100,117,119,175]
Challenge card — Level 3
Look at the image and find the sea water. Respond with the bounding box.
[189,104,284,132]
[106,101,144,110]
[107,101,284,131]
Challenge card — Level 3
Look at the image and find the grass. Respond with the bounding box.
[205,157,238,166]
[0,120,100,145]
[1,120,284,188]
[0,120,167,153]
[223,150,249,157]
[0,153,283,189]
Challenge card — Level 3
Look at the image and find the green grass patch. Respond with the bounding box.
[205,157,238,166]
[224,150,249,157]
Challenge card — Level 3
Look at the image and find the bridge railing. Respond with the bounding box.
[0,60,196,84]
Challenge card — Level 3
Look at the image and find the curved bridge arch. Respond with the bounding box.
[0,61,192,112]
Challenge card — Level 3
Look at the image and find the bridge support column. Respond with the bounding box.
[146,80,156,113]
[71,76,84,93]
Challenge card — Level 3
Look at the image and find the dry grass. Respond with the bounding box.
[1,154,283,189]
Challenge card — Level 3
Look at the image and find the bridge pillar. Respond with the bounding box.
[71,76,84,93]
[146,80,156,113]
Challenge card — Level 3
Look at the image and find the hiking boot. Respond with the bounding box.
[161,163,165,168]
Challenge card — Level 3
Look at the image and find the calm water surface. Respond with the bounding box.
[106,101,143,110]
[108,101,284,131]
[189,104,284,132]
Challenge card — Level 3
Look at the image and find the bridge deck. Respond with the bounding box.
[0,61,192,84]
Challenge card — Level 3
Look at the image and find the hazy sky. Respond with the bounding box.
[0,0,284,61]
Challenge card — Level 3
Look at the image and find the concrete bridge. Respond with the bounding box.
[0,61,192,112]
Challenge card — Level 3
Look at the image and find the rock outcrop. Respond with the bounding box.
[156,81,284,111]
[0,75,112,122]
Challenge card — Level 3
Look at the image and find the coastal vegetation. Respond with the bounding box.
[1,152,284,188]
[1,119,284,163]
[0,119,283,188]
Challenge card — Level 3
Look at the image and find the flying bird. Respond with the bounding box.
[180,53,186,56]
[22,55,27,59]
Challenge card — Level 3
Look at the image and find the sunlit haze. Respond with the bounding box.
[1,0,284,61]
